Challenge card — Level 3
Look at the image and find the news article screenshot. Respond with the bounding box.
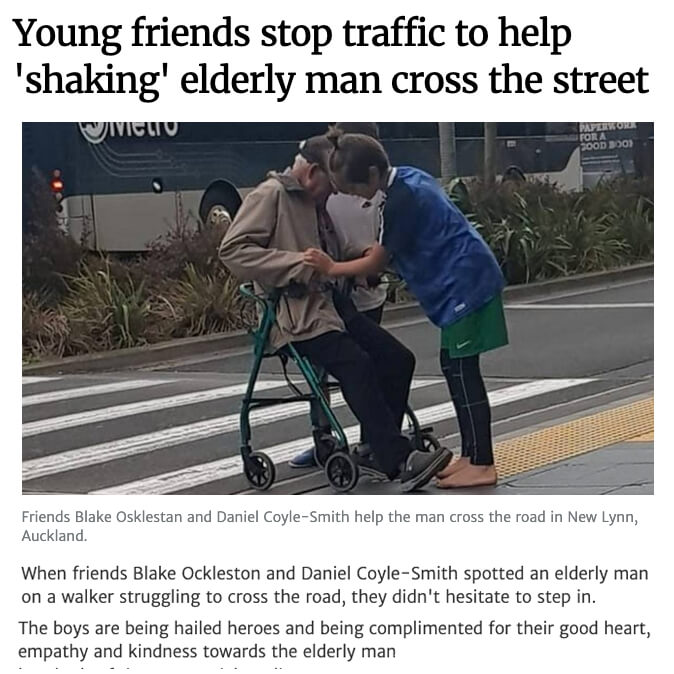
[7,0,667,671]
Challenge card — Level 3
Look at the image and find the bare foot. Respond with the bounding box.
[435,456,470,479]
[436,464,498,489]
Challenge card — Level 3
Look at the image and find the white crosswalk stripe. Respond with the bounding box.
[90,379,592,495]
[22,380,438,481]
[507,303,653,310]
[23,379,175,407]
[22,380,288,437]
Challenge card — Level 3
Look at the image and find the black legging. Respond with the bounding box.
[440,351,494,466]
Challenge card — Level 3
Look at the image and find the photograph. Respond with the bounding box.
[22,121,654,496]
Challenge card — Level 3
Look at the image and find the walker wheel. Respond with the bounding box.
[420,432,442,453]
[325,452,359,493]
[244,452,276,490]
[313,432,338,468]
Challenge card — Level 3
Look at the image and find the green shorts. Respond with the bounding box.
[440,294,509,358]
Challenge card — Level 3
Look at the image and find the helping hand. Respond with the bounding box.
[303,248,336,276]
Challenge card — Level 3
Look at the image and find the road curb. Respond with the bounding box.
[502,262,653,302]
[383,262,654,323]
[23,263,653,375]
[22,331,254,375]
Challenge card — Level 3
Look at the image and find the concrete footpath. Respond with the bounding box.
[438,393,654,496]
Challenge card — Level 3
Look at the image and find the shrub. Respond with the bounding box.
[143,218,229,282]
[22,170,83,301]
[450,177,654,284]
[22,176,654,360]
[22,292,70,362]
[157,265,255,338]
[61,261,152,353]
[582,176,654,222]
[609,196,654,262]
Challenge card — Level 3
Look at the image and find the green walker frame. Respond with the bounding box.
[237,283,441,492]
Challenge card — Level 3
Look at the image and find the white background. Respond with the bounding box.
[3,0,667,671]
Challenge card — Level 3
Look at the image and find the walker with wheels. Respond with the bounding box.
[238,283,443,493]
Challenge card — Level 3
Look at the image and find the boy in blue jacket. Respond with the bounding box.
[303,130,508,488]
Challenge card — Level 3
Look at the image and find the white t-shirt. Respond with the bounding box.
[326,192,388,312]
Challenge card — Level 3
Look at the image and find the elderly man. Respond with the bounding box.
[289,122,388,469]
[218,135,450,492]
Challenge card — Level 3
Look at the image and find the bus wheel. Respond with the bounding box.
[199,183,242,231]
[205,204,233,228]
[502,165,526,183]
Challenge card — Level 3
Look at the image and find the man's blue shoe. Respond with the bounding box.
[288,448,317,469]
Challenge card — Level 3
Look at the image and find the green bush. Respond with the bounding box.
[22,171,83,301]
[156,264,255,338]
[61,261,153,353]
[22,292,70,363]
[22,176,654,361]
[448,177,653,285]
[144,218,229,281]
[609,196,654,262]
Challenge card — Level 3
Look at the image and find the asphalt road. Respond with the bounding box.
[22,276,653,495]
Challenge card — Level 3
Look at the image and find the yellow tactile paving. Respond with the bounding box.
[627,431,654,442]
[495,397,654,478]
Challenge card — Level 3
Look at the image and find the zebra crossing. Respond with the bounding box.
[22,373,598,495]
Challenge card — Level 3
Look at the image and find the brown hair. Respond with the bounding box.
[333,122,379,139]
[326,129,390,184]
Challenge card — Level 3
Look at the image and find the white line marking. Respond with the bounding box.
[22,376,62,384]
[506,303,653,310]
[22,379,174,407]
[22,380,438,480]
[89,379,592,495]
[22,381,287,438]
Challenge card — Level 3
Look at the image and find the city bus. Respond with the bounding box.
[22,122,652,252]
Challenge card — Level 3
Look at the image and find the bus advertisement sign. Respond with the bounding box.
[579,122,636,185]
